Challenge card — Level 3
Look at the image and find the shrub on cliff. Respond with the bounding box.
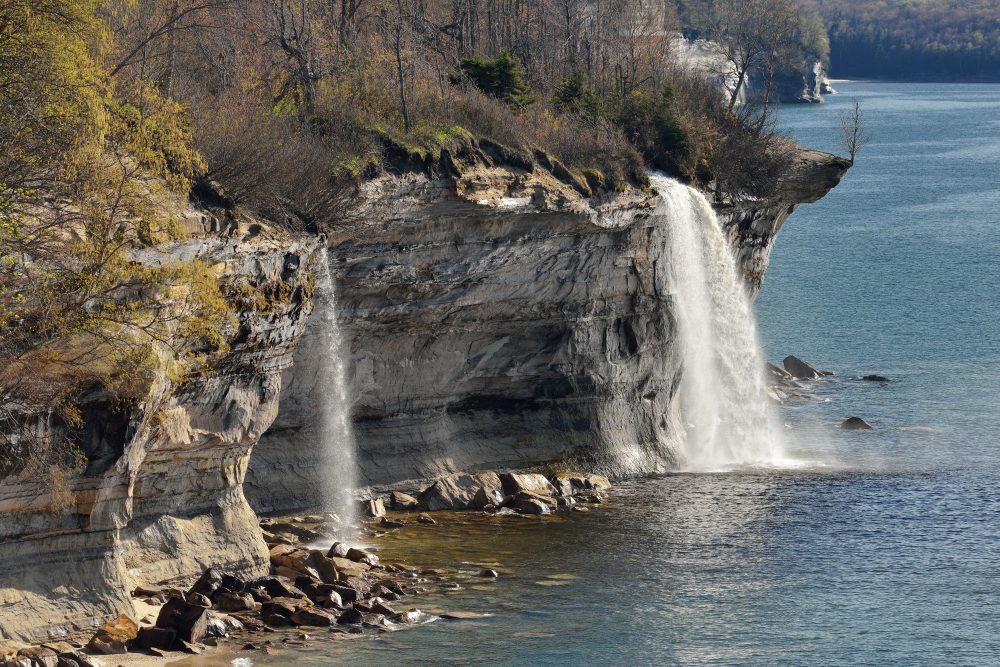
[0,0,235,491]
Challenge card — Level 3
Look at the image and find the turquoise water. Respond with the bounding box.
[240,83,1000,665]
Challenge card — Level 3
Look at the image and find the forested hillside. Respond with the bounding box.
[797,0,1000,80]
[3,0,813,481]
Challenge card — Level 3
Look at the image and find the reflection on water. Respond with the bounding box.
[231,468,1000,665]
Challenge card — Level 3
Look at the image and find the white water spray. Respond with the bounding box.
[314,247,358,529]
[654,175,790,471]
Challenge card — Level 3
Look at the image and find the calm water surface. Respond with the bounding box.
[238,83,1000,665]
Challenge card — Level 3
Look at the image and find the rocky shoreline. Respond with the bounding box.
[0,470,610,667]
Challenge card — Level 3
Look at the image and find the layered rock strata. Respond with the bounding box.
[0,207,319,642]
[248,150,848,511]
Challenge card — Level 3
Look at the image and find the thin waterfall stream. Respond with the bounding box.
[653,175,791,471]
[314,246,359,529]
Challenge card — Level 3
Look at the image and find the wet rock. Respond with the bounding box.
[361,497,386,518]
[549,472,611,496]
[86,614,138,654]
[362,613,386,627]
[441,611,487,620]
[478,569,499,578]
[416,514,437,525]
[471,485,505,509]
[766,362,794,383]
[306,550,341,584]
[862,374,889,382]
[379,517,407,528]
[418,472,504,511]
[556,496,576,509]
[572,506,590,512]
[331,584,359,604]
[291,608,337,627]
[327,542,351,558]
[514,496,550,515]
[345,547,379,566]
[841,416,873,430]
[783,355,821,379]
[136,626,176,651]
[389,491,419,510]
[155,597,211,644]
[337,608,365,625]
[392,610,427,624]
[500,473,557,497]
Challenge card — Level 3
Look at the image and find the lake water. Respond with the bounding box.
[228,83,1000,665]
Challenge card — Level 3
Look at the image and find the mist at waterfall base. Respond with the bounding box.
[238,84,1000,665]
[314,248,358,532]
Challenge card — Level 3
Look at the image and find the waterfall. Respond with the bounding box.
[314,247,358,528]
[653,175,789,472]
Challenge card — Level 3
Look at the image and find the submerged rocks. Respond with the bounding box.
[549,472,611,497]
[841,416,873,430]
[417,472,504,511]
[783,355,821,379]
[862,374,890,383]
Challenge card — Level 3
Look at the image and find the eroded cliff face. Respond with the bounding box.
[0,210,318,642]
[247,151,847,511]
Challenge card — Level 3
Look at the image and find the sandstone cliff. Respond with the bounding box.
[0,206,319,642]
[247,149,848,511]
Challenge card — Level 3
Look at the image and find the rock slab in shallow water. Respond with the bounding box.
[783,355,822,379]
[841,416,874,430]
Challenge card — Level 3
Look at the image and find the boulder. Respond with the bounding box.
[136,626,176,651]
[500,473,557,497]
[783,355,821,379]
[418,472,504,511]
[389,491,419,510]
[862,374,889,382]
[16,647,57,667]
[471,485,505,509]
[306,550,341,584]
[513,495,550,515]
[548,472,611,496]
[360,497,386,518]
[215,591,256,613]
[327,542,350,558]
[291,607,337,627]
[186,592,212,608]
[155,597,211,644]
[479,569,499,578]
[337,608,364,625]
[269,545,314,574]
[86,614,138,654]
[345,548,379,566]
[186,568,224,600]
[841,416,873,430]
[329,556,370,578]
[252,576,308,600]
[766,362,794,381]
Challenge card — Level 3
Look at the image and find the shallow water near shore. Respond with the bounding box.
[182,82,1000,665]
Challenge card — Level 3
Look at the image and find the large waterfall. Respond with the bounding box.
[653,175,789,471]
[314,247,358,528]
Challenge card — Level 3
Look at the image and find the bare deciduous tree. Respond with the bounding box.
[839,100,871,163]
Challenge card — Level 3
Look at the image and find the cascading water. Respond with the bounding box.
[653,175,790,471]
[314,247,358,529]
